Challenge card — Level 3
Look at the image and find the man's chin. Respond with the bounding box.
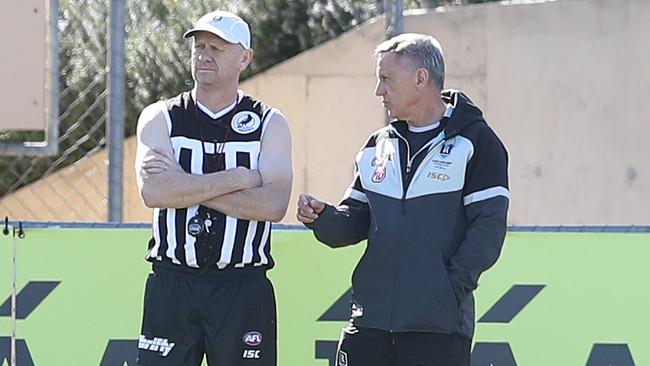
[194,77,218,87]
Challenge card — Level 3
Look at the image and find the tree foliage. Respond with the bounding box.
[239,0,383,77]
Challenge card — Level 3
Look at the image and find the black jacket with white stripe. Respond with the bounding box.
[306,90,509,338]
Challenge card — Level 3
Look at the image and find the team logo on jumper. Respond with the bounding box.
[337,350,349,366]
[138,335,175,357]
[243,331,263,346]
[231,111,261,134]
[440,143,454,156]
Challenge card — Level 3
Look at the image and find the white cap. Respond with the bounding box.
[184,11,251,49]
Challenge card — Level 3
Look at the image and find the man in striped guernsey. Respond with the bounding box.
[134,10,292,366]
[298,34,509,365]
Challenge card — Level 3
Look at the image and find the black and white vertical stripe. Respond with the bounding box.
[148,91,277,270]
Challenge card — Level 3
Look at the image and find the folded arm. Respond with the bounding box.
[201,112,293,222]
[135,103,260,209]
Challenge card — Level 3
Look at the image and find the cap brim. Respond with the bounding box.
[183,26,238,45]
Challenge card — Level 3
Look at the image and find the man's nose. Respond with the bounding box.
[374,82,383,96]
[197,52,211,63]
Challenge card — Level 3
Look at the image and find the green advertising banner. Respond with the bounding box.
[0,228,648,365]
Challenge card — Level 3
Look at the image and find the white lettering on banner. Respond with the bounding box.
[138,335,175,357]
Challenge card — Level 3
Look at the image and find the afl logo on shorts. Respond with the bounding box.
[231,111,261,134]
[243,331,263,346]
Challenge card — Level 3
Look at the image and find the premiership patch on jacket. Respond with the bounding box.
[371,165,386,183]
[371,156,389,183]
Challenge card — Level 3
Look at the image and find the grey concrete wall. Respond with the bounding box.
[404,0,650,225]
[249,0,650,225]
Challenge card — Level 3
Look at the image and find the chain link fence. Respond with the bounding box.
[0,0,257,222]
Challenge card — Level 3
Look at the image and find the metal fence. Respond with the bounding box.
[5,220,650,233]
[1,0,113,222]
[0,0,252,222]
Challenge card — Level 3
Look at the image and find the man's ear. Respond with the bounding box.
[415,68,429,88]
[240,49,254,71]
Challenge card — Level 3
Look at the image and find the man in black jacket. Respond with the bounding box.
[297,33,509,365]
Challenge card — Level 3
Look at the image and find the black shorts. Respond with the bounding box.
[336,326,471,366]
[137,264,277,366]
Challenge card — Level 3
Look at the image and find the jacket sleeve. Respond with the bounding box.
[447,124,510,304]
[305,159,370,247]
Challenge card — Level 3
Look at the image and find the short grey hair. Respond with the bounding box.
[375,33,445,89]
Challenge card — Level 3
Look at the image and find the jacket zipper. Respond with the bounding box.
[394,130,447,212]
[388,129,446,331]
[389,131,409,330]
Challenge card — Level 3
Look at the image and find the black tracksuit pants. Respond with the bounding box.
[336,326,471,366]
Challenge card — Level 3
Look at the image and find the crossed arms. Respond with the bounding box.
[135,103,293,222]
